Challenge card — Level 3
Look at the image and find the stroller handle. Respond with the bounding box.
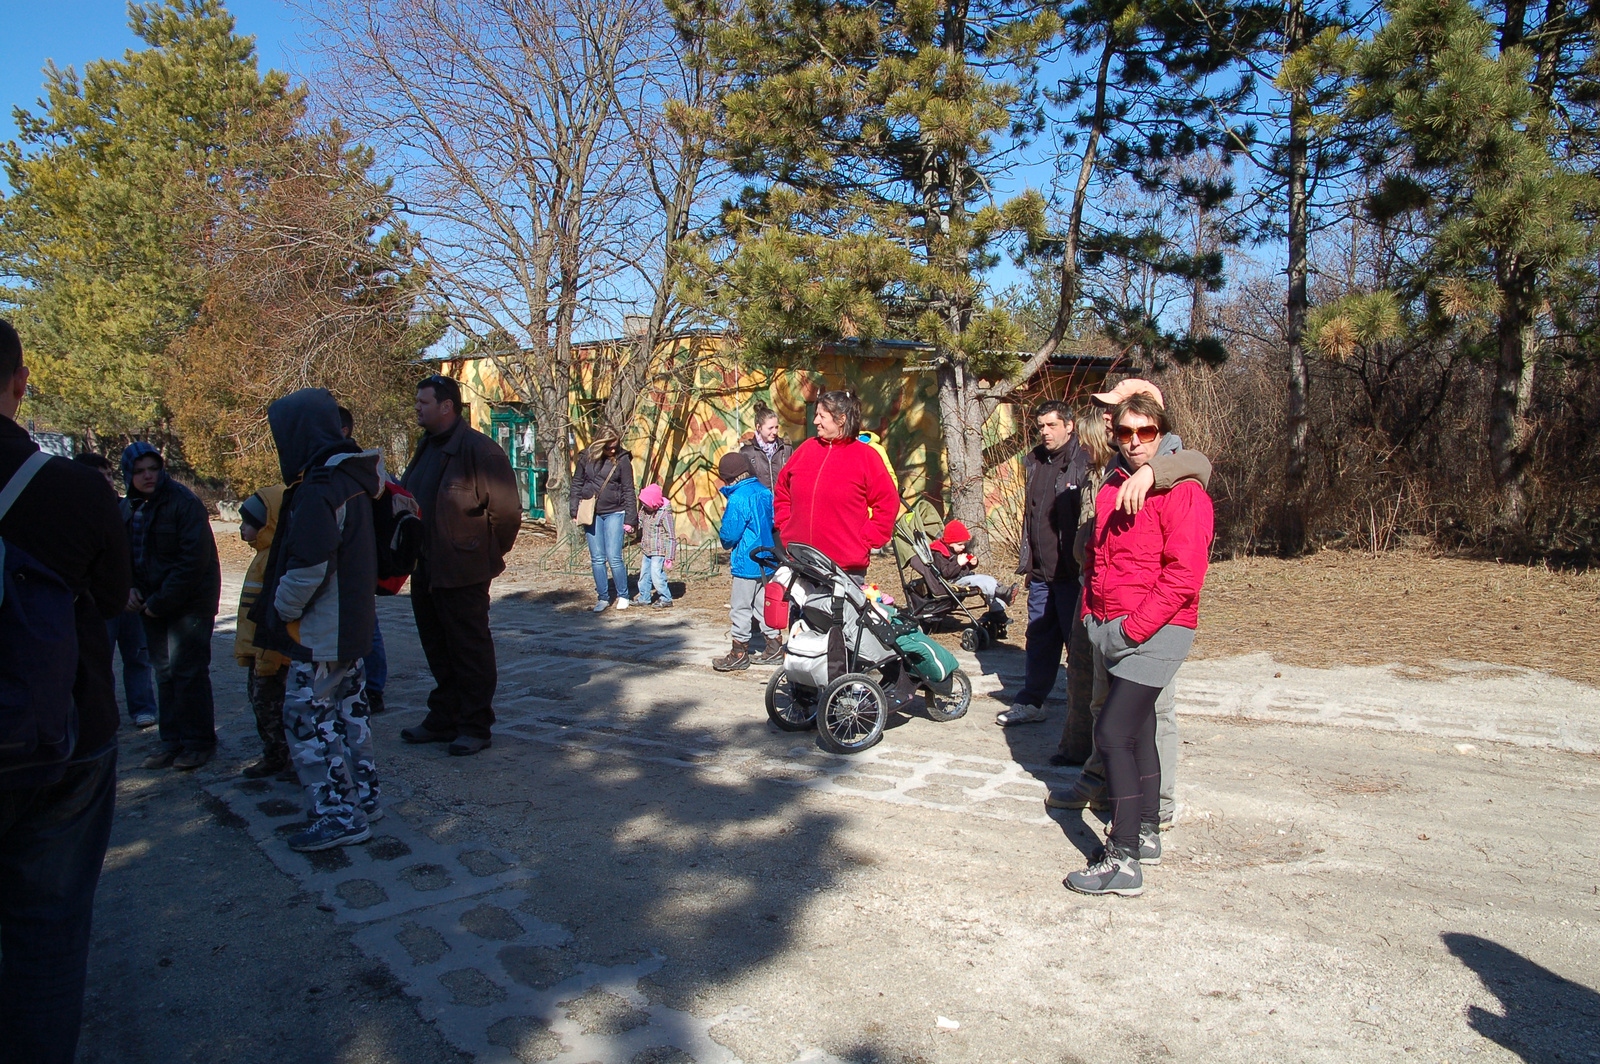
[748,545,786,574]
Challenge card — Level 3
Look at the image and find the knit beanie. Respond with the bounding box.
[942,520,971,544]
[718,452,751,483]
[639,483,665,508]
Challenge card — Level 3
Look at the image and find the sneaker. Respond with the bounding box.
[614,597,631,611]
[361,798,384,824]
[995,702,1047,726]
[1045,782,1110,811]
[592,601,610,613]
[1092,824,1161,866]
[132,713,157,729]
[653,599,672,609]
[1065,842,1144,896]
[141,750,177,770]
[288,815,372,852]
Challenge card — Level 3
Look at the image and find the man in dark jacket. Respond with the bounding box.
[399,374,521,756]
[0,319,131,1064]
[998,401,1087,727]
[253,388,384,851]
[739,408,794,492]
[119,442,221,769]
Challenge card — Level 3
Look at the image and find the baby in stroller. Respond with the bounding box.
[929,520,1016,616]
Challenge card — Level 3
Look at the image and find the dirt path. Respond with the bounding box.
[77,546,1600,1063]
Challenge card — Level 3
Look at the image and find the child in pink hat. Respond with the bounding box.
[636,483,677,608]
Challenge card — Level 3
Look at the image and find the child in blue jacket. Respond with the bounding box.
[712,452,779,672]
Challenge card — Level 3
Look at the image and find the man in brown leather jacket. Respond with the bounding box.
[399,374,522,756]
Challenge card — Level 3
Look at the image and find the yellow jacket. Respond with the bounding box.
[234,483,290,673]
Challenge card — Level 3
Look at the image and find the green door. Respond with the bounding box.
[489,407,547,519]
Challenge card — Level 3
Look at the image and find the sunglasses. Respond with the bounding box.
[1113,424,1161,444]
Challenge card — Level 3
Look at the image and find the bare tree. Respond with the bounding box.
[307,0,719,533]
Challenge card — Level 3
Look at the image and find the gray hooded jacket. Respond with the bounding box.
[251,389,382,664]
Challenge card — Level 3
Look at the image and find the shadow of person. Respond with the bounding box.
[1443,932,1600,1063]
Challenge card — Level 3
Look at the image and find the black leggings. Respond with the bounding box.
[1095,675,1162,850]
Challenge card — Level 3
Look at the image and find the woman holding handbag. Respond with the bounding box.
[569,427,638,612]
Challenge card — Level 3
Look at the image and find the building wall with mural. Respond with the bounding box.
[447,334,1110,546]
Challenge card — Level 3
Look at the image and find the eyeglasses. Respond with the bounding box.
[1113,424,1161,444]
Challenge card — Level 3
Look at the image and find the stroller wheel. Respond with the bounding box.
[960,626,990,652]
[923,669,972,722]
[816,672,888,754]
[765,670,818,732]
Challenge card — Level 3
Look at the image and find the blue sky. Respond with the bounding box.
[1,0,303,145]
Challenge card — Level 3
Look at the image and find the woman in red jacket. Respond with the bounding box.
[1067,392,1213,898]
[774,390,899,581]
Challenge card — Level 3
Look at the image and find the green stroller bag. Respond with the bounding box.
[894,630,958,684]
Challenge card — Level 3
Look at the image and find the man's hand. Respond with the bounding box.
[127,589,145,614]
[1116,464,1156,514]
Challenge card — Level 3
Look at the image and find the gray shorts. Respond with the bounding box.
[1084,615,1195,689]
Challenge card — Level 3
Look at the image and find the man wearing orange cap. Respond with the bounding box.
[1046,377,1212,829]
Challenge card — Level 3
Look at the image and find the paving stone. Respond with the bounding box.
[396,921,451,966]
[632,1047,696,1064]
[498,945,578,990]
[831,775,895,792]
[336,879,389,909]
[461,849,513,876]
[460,903,524,941]
[235,779,271,794]
[564,988,650,1036]
[255,798,302,817]
[401,863,453,891]
[486,1015,566,1063]
[439,966,508,1007]
[368,835,413,861]
[304,848,353,873]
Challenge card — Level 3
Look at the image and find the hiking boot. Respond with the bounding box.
[712,641,750,672]
[753,641,784,665]
[288,815,372,852]
[1092,824,1161,867]
[173,748,214,771]
[141,750,177,770]
[367,689,387,715]
[995,702,1047,726]
[241,757,289,779]
[1046,782,1110,812]
[1065,841,1144,896]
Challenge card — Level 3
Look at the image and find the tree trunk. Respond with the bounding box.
[937,361,990,555]
[1489,261,1537,533]
[1281,0,1311,555]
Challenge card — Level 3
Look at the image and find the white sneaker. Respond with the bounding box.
[592,601,609,612]
[614,597,631,610]
[995,702,1048,726]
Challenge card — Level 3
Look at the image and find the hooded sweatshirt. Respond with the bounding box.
[251,389,382,663]
[118,442,221,618]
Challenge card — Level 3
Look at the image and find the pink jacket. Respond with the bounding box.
[1081,469,1214,643]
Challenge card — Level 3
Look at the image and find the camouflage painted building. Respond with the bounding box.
[444,332,1113,545]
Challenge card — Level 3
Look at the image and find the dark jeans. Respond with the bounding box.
[366,616,387,694]
[0,746,117,1064]
[1018,579,1079,708]
[105,612,156,720]
[412,580,497,740]
[142,609,217,753]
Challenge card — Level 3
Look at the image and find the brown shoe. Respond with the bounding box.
[141,750,177,770]
[711,641,750,672]
[172,748,214,771]
[753,641,784,665]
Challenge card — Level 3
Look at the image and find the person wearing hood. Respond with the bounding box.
[119,441,222,770]
[712,452,780,671]
[251,388,384,852]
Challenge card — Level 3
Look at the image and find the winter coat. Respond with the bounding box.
[739,437,794,493]
[118,444,221,619]
[1071,435,1213,570]
[1,415,130,757]
[774,436,899,571]
[569,450,639,527]
[639,503,677,561]
[928,540,975,583]
[234,484,289,672]
[1081,468,1214,644]
[718,476,775,579]
[402,416,523,590]
[251,389,382,664]
[1016,440,1089,584]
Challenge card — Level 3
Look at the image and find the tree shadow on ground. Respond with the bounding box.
[1443,932,1600,1063]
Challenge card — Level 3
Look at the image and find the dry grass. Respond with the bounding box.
[1192,549,1600,687]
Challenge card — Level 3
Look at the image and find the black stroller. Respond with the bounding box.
[752,542,971,754]
[890,499,1008,651]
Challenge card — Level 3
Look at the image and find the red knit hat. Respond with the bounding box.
[943,520,971,543]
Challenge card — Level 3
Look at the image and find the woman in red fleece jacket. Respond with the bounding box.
[1066,392,1213,898]
[774,390,899,580]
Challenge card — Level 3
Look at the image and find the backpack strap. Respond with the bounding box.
[0,451,51,525]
